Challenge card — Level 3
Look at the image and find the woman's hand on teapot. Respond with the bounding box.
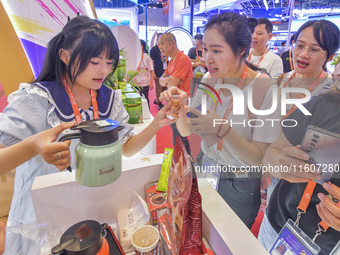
[190,108,220,135]
[31,122,75,170]
[316,182,340,232]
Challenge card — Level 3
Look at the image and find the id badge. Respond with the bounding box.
[269,219,321,255]
[163,62,167,70]
[201,154,220,190]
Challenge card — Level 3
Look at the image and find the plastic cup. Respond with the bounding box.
[171,95,180,107]
[131,225,160,254]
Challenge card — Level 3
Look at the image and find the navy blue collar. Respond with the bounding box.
[32,81,115,122]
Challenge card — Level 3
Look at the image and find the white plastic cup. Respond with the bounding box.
[131,225,160,254]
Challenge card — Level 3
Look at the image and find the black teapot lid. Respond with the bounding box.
[51,220,105,254]
[71,119,119,146]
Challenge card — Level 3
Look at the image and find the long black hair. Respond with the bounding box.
[140,39,148,54]
[204,11,261,73]
[294,20,339,71]
[35,15,119,86]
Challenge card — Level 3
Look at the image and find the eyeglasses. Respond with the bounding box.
[292,42,326,58]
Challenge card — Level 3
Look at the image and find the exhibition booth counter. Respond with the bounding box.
[24,154,268,255]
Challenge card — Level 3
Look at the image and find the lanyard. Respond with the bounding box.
[282,70,325,119]
[213,64,249,151]
[296,181,340,242]
[248,49,269,67]
[62,76,99,125]
[137,53,144,71]
[196,48,201,60]
[161,53,167,63]
[289,49,293,71]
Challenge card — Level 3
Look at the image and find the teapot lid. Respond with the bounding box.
[51,220,104,254]
[72,119,119,146]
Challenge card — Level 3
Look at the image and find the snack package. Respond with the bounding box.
[125,93,143,124]
[157,148,174,192]
[163,136,204,255]
[145,181,169,225]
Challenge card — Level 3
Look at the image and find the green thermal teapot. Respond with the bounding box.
[60,119,122,187]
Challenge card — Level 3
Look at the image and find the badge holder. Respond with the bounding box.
[163,61,167,70]
[269,218,321,255]
[269,180,340,255]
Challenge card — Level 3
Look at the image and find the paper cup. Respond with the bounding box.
[131,225,160,253]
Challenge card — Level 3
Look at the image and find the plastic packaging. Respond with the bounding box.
[157,148,174,192]
[4,221,51,255]
[161,137,204,255]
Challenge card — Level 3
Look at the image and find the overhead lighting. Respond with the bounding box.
[263,0,269,11]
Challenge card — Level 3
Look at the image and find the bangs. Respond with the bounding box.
[312,23,325,50]
[68,28,119,83]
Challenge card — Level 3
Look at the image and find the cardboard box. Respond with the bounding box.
[125,93,142,124]
[145,181,168,225]
[121,93,127,111]
[122,87,136,94]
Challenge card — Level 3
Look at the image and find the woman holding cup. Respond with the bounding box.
[160,11,281,228]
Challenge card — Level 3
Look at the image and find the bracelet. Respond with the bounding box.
[217,125,231,139]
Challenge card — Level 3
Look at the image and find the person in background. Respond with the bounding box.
[150,33,167,109]
[266,19,339,204]
[281,34,295,73]
[188,34,207,72]
[135,39,155,107]
[249,18,283,77]
[158,32,193,155]
[278,41,285,57]
[0,15,174,227]
[160,12,281,228]
[258,61,340,255]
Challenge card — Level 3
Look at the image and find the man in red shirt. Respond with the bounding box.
[159,33,193,153]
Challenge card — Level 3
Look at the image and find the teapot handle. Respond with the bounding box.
[58,133,82,142]
[58,133,83,172]
[51,237,76,254]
